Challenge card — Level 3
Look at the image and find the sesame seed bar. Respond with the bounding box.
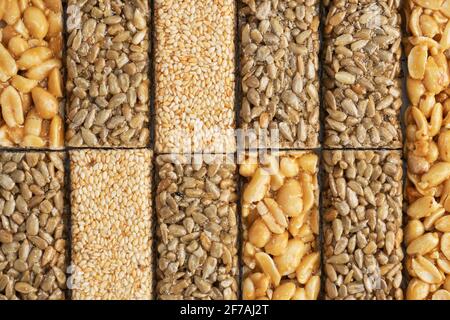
[70,149,152,300]
[155,0,236,153]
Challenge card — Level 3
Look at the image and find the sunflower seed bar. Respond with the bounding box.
[0,152,67,300]
[65,0,150,147]
[155,154,238,300]
[323,150,403,300]
[70,149,152,300]
[239,0,320,149]
[323,0,402,148]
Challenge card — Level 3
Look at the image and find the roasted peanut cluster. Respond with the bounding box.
[0,0,64,148]
[241,152,320,300]
[404,0,450,301]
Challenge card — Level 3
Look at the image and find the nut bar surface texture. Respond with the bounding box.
[241,152,320,300]
[70,150,152,300]
[323,150,403,300]
[65,0,150,147]
[323,0,402,148]
[0,152,67,300]
[0,0,64,148]
[155,154,238,300]
[239,0,320,149]
[404,0,450,300]
[155,0,236,154]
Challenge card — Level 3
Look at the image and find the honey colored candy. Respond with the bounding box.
[405,0,450,300]
[241,152,320,300]
[0,0,64,148]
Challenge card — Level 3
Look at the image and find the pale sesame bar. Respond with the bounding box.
[70,149,152,300]
[155,0,236,153]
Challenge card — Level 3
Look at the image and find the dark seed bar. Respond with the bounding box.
[322,150,403,300]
